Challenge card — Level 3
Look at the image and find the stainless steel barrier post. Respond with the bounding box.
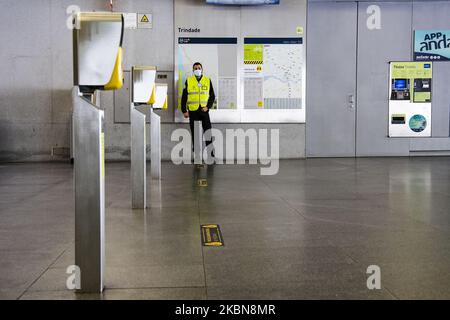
[73,87,105,293]
[150,109,161,180]
[131,104,147,209]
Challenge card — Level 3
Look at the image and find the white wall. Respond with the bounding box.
[0,0,306,162]
[0,0,174,161]
[2,0,447,161]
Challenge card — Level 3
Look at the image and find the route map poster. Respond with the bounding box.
[243,38,303,110]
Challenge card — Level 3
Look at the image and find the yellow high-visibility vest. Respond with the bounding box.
[186,75,210,111]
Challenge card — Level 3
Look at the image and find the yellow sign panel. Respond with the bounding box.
[391,62,432,79]
[101,132,105,179]
[244,44,264,63]
[201,224,224,247]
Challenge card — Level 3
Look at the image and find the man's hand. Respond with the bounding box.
[183,112,189,119]
[202,107,209,112]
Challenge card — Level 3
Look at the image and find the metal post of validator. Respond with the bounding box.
[150,83,168,180]
[130,66,156,208]
[73,12,124,293]
[150,109,161,180]
[131,102,147,208]
[72,87,105,293]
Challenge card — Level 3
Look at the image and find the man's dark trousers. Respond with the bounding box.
[189,109,213,149]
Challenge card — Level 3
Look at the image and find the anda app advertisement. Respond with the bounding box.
[414,30,450,61]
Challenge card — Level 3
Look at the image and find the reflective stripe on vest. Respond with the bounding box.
[186,76,210,111]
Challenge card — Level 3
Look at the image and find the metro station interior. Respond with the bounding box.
[1,0,450,300]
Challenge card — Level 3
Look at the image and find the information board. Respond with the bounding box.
[414,30,450,62]
[243,38,304,110]
[388,61,433,137]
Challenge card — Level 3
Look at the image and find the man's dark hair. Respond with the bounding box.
[193,62,203,69]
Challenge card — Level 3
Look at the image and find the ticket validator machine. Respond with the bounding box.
[72,12,124,293]
[130,66,168,209]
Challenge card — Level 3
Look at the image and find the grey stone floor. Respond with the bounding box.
[1,158,450,300]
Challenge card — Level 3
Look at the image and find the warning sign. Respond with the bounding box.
[137,13,152,29]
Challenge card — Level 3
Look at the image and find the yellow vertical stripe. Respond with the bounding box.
[101,132,105,179]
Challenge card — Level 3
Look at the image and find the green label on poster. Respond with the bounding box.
[101,132,105,179]
[414,91,431,103]
[391,62,432,78]
[244,44,263,64]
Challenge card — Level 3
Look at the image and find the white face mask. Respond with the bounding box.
[194,69,202,77]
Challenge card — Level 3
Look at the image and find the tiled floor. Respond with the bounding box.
[1,158,450,300]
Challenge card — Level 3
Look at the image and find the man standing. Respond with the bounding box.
[181,62,215,158]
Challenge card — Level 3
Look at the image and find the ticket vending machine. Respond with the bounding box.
[388,62,432,137]
[72,12,124,293]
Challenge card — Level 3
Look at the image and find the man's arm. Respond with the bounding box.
[206,80,215,110]
[181,80,188,114]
